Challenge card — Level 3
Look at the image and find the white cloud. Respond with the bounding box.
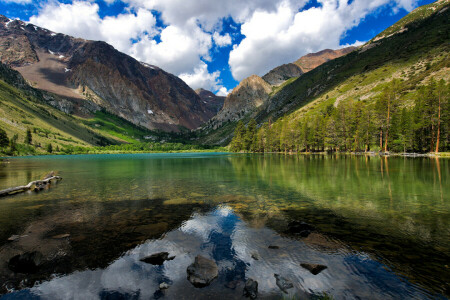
[179,62,224,92]
[213,32,232,47]
[25,0,423,89]
[228,0,420,81]
[216,87,230,97]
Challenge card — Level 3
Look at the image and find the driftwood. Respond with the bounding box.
[0,172,62,197]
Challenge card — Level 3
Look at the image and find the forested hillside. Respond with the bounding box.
[229,1,449,153]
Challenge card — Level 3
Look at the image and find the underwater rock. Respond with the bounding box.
[159,282,170,290]
[268,245,279,249]
[8,251,43,273]
[243,279,258,299]
[52,233,70,239]
[274,274,293,293]
[300,263,328,275]
[287,221,315,237]
[7,235,20,242]
[251,251,260,260]
[187,255,218,288]
[140,252,175,265]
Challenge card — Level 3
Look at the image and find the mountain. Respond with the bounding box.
[198,47,357,143]
[293,47,356,73]
[0,16,215,131]
[262,63,303,86]
[195,88,225,114]
[198,0,449,146]
[0,59,186,156]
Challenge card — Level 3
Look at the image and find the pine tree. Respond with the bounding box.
[46,143,53,153]
[0,128,8,148]
[25,128,32,145]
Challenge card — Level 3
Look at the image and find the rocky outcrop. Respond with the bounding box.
[294,47,355,73]
[195,88,225,114]
[187,255,218,288]
[0,15,215,131]
[262,63,303,86]
[207,75,272,127]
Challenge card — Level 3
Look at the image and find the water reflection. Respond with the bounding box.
[3,207,435,300]
[0,154,448,299]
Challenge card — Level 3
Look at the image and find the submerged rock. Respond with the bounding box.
[8,251,43,273]
[140,252,175,265]
[7,235,20,242]
[274,274,293,293]
[243,279,258,299]
[52,233,70,239]
[187,255,218,288]
[251,251,260,260]
[268,245,280,250]
[287,221,315,238]
[300,263,328,275]
[159,282,170,290]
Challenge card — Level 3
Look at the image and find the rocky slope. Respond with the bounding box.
[293,47,356,73]
[195,88,225,114]
[207,75,272,130]
[199,47,356,142]
[0,16,214,131]
[262,63,303,86]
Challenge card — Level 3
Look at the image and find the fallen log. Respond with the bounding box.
[0,175,62,197]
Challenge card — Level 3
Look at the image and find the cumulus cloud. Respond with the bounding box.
[179,62,221,91]
[26,0,423,90]
[29,2,156,54]
[213,32,232,47]
[228,0,420,81]
[216,87,230,97]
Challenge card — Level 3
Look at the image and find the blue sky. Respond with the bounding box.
[0,0,436,95]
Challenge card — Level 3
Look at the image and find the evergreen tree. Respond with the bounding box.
[230,121,246,152]
[0,128,8,148]
[25,128,32,145]
[46,143,53,153]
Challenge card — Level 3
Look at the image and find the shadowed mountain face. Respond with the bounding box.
[195,88,225,114]
[0,15,215,131]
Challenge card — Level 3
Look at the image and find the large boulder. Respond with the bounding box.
[187,255,218,288]
[243,279,258,299]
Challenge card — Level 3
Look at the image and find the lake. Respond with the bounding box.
[0,153,448,299]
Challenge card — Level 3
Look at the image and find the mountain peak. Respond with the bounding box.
[0,17,217,131]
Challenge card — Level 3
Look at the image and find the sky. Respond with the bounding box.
[0,0,436,96]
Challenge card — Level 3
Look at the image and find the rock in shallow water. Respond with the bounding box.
[140,252,175,265]
[187,255,218,288]
[274,274,293,293]
[8,251,43,273]
[287,221,315,237]
[243,279,258,299]
[300,263,328,275]
[159,282,170,290]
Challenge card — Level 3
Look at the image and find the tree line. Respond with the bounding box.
[230,79,449,153]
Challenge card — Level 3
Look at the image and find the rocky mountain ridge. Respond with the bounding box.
[0,15,215,131]
[201,47,356,138]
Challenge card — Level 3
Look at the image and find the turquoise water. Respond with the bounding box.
[0,153,448,299]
